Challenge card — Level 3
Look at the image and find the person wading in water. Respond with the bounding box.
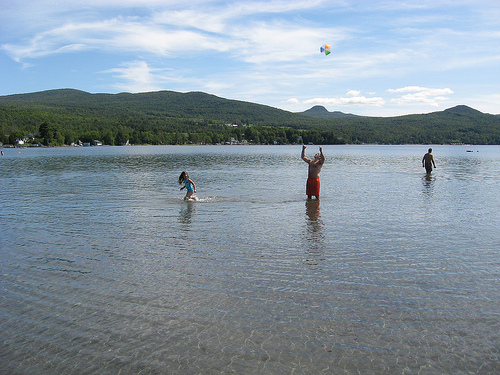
[422,148,437,174]
[301,145,325,199]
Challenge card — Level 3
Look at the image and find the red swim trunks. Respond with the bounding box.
[306,178,320,197]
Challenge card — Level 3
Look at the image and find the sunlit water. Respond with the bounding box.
[1,145,499,374]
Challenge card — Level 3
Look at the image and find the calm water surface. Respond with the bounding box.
[1,145,499,374]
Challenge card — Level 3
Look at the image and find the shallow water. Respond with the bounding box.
[1,145,499,374]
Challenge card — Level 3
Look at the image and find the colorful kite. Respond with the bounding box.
[320,44,331,55]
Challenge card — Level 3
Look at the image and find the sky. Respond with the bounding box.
[1,0,500,117]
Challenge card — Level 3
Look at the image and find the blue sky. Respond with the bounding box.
[1,0,499,116]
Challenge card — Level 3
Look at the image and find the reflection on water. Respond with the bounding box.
[304,199,325,266]
[305,198,320,221]
[422,173,436,196]
[179,201,196,225]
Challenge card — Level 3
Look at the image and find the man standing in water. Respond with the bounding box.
[302,145,325,199]
[422,148,437,174]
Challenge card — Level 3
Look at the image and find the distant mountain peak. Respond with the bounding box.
[301,105,361,119]
[304,105,329,114]
[444,105,482,115]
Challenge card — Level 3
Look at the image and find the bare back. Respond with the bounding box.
[423,152,435,166]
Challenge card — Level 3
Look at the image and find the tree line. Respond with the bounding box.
[3,115,500,146]
[1,119,345,146]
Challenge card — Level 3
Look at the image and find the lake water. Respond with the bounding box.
[1,145,499,374]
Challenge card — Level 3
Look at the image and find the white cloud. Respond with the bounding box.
[302,92,386,107]
[2,17,233,61]
[103,60,238,94]
[388,86,454,106]
[203,81,234,92]
[387,86,453,95]
[103,60,167,92]
[1,0,335,64]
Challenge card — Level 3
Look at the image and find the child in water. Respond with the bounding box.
[178,171,197,200]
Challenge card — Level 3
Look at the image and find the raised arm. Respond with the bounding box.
[302,145,311,163]
[318,146,325,164]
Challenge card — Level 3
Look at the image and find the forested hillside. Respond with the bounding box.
[304,105,500,145]
[1,89,499,145]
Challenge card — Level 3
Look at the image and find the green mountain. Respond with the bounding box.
[1,89,499,145]
[0,88,311,126]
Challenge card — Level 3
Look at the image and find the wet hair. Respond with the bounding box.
[178,171,188,184]
[428,148,432,153]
